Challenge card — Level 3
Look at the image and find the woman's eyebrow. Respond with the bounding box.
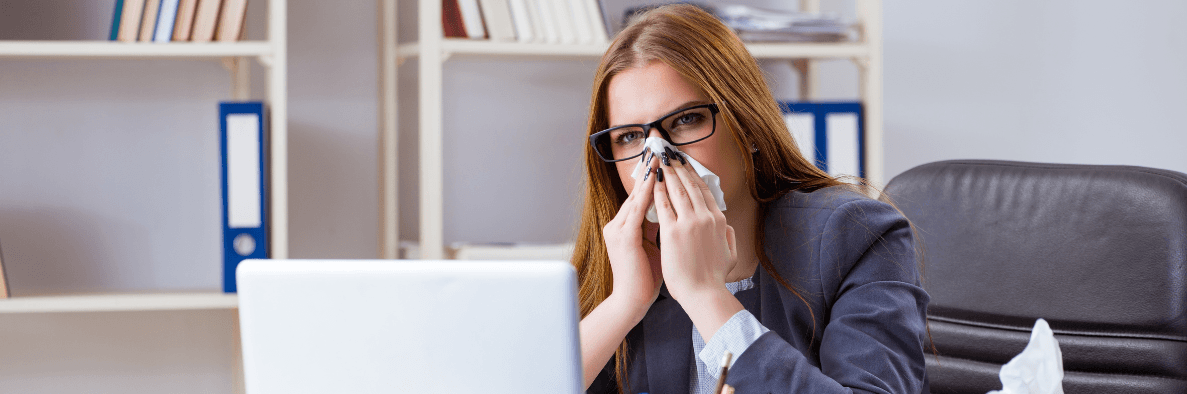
[608,100,710,128]
[667,100,709,113]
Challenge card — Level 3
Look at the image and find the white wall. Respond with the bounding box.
[882,0,1187,178]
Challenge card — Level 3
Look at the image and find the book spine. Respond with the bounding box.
[0,240,8,299]
[507,0,533,43]
[442,0,467,38]
[566,0,591,44]
[172,0,199,41]
[585,0,609,43]
[533,0,558,44]
[524,0,546,43]
[593,0,612,41]
[138,0,161,41]
[154,0,181,42]
[191,0,223,42]
[109,0,126,41]
[478,0,516,42]
[552,0,575,44]
[118,0,146,42]
[457,0,487,39]
[216,0,248,42]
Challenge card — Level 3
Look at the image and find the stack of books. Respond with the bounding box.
[109,0,250,43]
[445,0,611,44]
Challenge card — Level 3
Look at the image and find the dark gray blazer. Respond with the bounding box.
[589,188,930,394]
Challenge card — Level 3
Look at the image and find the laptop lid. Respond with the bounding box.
[236,259,581,394]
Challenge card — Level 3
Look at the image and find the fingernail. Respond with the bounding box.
[661,152,671,167]
[643,167,651,181]
[676,152,687,165]
[645,150,655,167]
[663,147,675,161]
[657,167,665,182]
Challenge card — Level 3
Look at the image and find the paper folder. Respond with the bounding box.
[220,102,268,293]
[779,102,864,178]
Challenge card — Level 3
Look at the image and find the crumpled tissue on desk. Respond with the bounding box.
[987,318,1064,394]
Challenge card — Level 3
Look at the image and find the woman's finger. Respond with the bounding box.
[659,152,695,216]
[623,165,657,226]
[615,151,655,222]
[652,168,678,224]
[675,151,724,216]
[666,150,709,213]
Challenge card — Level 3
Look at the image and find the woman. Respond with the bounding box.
[573,5,929,394]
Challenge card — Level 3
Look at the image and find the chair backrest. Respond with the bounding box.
[884,160,1187,394]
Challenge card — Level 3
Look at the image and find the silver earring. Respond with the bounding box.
[750,143,759,153]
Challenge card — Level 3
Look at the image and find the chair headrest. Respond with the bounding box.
[885,160,1187,340]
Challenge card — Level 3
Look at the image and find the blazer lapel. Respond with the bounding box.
[643,285,692,393]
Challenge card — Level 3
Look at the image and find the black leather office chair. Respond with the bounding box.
[884,160,1187,394]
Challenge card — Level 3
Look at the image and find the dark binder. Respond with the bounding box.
[778,101,864,178]
[220,102,269,293]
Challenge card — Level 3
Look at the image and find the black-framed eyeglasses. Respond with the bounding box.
[589,103,720,162]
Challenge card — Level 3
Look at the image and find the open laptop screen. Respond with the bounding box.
[237,259,581,394]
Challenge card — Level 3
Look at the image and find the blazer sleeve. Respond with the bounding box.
[726,198,931,394]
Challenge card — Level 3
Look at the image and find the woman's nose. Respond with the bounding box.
[641,129,664,169]
[647,128,664,140]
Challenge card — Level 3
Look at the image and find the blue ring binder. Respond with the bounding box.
[220,102,268,293]
[778,101,865,178]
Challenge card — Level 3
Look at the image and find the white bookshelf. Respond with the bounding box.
[0,2,286,392]
[0,292,237,313]
[0,1,289,285]
[379,0,882,259]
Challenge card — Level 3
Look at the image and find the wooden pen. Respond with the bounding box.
[714,351,733,394]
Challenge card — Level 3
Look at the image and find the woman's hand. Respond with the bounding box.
[652,149,744,342]
[602,155,663,312]
[652,150,738,300]
[581,155,663,389]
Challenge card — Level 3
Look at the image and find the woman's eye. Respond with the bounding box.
[612,130,643,145]
[674,113,704,127]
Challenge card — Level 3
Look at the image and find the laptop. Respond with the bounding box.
[236,259,582,394]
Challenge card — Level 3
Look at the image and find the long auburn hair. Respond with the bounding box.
[571,4,875,391]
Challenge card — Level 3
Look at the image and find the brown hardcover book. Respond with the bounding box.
[138,0,162,41]
[442,0,467,38]
[0,240,9,298]
[191,0,223,42]
[117,0,147,42]
[216,0,247,42]
[172,0,199,41]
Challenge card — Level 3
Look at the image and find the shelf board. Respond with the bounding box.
[0,292,238,313]
[0,41,274,59]
[397,40,869,60]
[745,42,870,59]
[398,40,608,58]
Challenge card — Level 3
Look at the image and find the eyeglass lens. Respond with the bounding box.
[594,106,715,161]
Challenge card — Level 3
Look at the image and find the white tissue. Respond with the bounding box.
[629,137,727,223]
[987,318,1065,394]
